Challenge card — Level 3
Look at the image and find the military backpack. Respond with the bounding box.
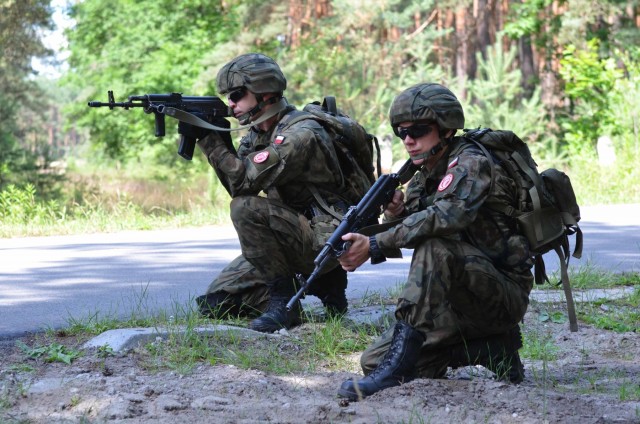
[463,128,584,332]
[274,96,381,218]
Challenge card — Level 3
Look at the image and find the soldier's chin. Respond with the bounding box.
[411,157,425,166]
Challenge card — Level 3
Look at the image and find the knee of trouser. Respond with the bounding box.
[230,196,252,221]
[230,195,269,225]
[416,237,453,256]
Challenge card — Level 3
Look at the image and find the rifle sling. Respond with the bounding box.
[162,98,289,132]
[307,184,344,220]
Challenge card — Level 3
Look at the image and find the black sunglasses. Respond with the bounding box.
[396,124,434,140]
[227,88,247,103]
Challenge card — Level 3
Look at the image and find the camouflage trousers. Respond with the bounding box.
[361,237,533,377]
[205,195,341,311]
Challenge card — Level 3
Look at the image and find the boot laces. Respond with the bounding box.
[368,328,408,379]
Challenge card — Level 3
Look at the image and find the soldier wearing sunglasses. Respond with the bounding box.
[187,53,365,333]
[336,83,534,400]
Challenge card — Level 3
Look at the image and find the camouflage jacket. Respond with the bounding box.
[377,136,534,272]
[197,105,348,213]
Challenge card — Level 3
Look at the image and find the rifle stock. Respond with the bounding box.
[286,159,417,311]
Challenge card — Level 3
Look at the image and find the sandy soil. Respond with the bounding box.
[1,301,639,424]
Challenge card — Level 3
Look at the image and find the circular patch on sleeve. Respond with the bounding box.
[437,173,454,191]
[253,151,270,164]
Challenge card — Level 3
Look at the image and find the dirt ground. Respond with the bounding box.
[1,301,639,424]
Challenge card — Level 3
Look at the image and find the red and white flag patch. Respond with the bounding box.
[447,156,459,169]
[253,151,270,164]
[274,135,285,145]
[438,173,454,191]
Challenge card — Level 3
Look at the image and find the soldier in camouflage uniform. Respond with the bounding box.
[335,83,534,400]
[184,53,363,332]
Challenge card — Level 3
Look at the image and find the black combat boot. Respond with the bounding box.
[248,277,303,333]
[338,320,424,401]
[448,325,525,384]
[306,266,348,316]
[195,291,245,319]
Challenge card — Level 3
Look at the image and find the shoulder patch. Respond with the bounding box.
[274,135,285,145]
[253,151,270,164]
[447,156,459,169]
[438,173,454,191]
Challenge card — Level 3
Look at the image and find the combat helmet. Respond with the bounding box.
[389,82,465,134]
[216,53,287,96]
[389,83,465,162]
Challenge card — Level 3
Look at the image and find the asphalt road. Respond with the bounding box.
[1,204,639,339]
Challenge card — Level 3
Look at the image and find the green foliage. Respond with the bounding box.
[0,184,62,225]
[537,310,568,325]
[559,39,624,154]
[0,0,55,190]
[464,37,557,163]
[196,0,447,144]
[7,0,640,237]
[65,0,237,161]
[17,340,82,365]
[503,0,557,40]
[0,181,229,238]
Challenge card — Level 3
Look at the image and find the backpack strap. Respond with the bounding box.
[466,137,496,198]
[271,109,346,219]
[322,96,338,115]
[467,132,547,243]
[511,151,546,242]
[555,244,579,332]
[307,184,344,220]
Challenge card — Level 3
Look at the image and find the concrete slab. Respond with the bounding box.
[529,286,636,303]
[83,324,280,352]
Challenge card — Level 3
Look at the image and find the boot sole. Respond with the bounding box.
[248,316,303,333]
[337,387,360,401]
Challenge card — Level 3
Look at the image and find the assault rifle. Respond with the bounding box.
[286,159,418,311]
[88,91,231,160]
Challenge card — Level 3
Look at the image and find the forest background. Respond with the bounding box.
[2,0,640,237]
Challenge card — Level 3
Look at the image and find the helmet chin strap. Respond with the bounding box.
[409,130,454,162]
[237,96,281,125]
[409,142,444,162]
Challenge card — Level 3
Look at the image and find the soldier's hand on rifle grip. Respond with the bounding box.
[384,189,405,219]
[211,117,233,150]
[178,116,212,142]
[337,233,370,272]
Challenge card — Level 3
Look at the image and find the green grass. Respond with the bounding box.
[22,290,380,377]
[0,168,231,238]
[562,263,640,290]
[577,286,640,332]
[135,307,375,375]
[521,326,560,362]
[0,185,230,238]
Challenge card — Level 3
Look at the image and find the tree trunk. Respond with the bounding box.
[455,6,470,97]
[519,35,536,98]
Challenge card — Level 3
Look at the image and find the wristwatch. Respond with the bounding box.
[368,236,387,265]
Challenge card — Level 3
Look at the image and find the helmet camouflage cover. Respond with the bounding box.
[216,53,287,95]
[389,83,465,133]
